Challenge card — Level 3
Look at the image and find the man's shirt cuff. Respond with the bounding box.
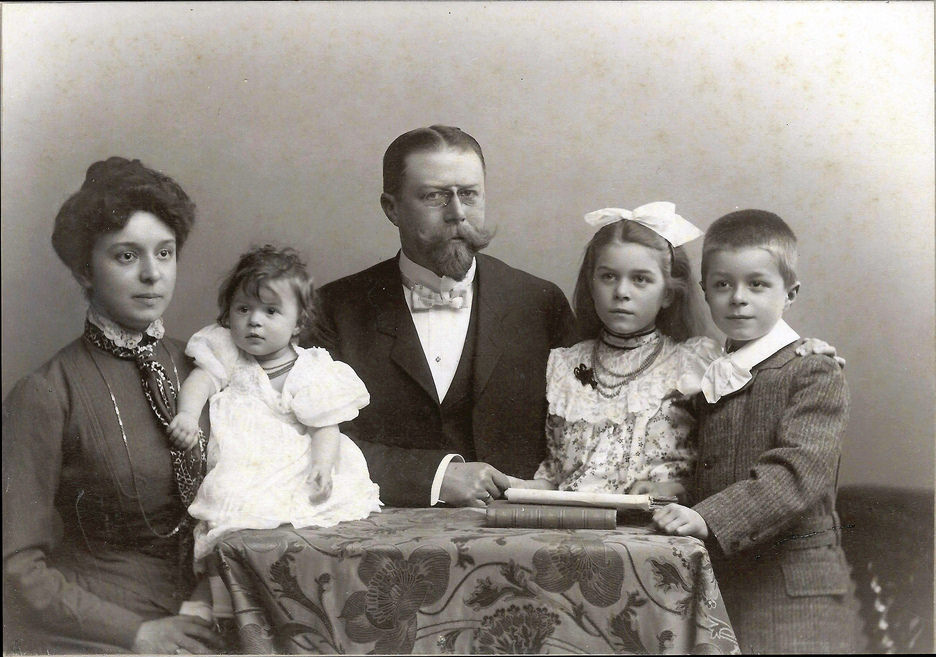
[430,453,465,505]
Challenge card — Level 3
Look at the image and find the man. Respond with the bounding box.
[315,125,577,507]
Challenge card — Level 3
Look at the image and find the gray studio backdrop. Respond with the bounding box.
[2,2,933,489]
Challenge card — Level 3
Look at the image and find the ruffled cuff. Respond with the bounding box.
[185,324,240,391]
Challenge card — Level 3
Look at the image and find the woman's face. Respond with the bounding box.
[78,211,177,332]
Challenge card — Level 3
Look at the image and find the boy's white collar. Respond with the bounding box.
[688,320,799,403]
[724,320,800,372]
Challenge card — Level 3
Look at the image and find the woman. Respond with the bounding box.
[2,157,222,654]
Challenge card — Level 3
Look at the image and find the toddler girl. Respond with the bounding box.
[512,203,719,500]
[167,245,381,564]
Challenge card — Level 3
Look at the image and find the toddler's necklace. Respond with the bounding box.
[262,357,297,379]
[590,334,664,399]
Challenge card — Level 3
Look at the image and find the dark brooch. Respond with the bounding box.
[573,363,597,389]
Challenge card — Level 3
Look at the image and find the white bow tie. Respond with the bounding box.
[699,356,753,403]
[403,276,469,311]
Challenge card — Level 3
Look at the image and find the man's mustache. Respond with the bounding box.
[448,221,494,251]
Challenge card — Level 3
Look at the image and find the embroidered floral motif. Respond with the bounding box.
[340,545,451,653]
[532,535,625,607]
[472,604,561,654]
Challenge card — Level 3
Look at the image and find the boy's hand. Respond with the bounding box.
[167,412,201,451]
[652,503,709,539]
[798,338,845,368]
[307,462,334,503]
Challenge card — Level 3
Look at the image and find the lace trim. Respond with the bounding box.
[548,337,703,422]
[87,307,164,348]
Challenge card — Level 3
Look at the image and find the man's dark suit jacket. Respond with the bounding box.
[315,253,578,506]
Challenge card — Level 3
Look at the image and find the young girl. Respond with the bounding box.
[511,202,719,500]
[167,245,381,565]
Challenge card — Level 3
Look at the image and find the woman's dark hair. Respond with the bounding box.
[216,245,322,341]
[573,220,703,342]
[51,157,196,276]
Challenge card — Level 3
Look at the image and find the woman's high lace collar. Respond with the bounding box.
[87,307,164,349]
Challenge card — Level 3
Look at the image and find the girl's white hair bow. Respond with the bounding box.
[583,202,703,247]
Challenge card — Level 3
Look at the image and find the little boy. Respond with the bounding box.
[654,209,863,653]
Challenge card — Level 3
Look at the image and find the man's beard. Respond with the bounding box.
[429,221,494,279]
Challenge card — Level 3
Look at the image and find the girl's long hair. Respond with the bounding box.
[573,221,704,342]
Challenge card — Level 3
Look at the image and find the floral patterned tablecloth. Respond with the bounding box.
[215,507,738,654]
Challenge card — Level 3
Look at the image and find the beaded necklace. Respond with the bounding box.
[574,329,665,399]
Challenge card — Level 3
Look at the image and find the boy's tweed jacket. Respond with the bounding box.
[692,340,863,653]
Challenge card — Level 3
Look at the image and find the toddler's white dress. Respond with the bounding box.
[186,325,381,561]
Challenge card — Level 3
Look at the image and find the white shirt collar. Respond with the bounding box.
[398,250,476,295]
[725,319,800,371]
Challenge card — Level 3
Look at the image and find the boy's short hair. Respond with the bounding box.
[701,209,798,287]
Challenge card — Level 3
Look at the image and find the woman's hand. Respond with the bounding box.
[167,412,201,450]
[132,614,222,654]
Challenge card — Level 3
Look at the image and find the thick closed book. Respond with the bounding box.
[485,501,617,529]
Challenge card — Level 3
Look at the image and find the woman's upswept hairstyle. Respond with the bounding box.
[217,245,320,341]
[701,209,798,287]
[382,125,485,196]
[574,220,703,342]
[52,156,196,276]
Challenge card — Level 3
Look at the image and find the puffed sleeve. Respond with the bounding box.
[675,336,724,397]
[3,371,145,648]
[282,347,370,428]
[184,324,240,392]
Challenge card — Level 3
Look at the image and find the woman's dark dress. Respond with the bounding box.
[2,335,205,653]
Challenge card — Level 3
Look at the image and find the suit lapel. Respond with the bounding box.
[472,255,508,399]
[371,257,439,404]
[726,342,798,397]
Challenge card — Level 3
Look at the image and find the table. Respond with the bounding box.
[215,508,738,654]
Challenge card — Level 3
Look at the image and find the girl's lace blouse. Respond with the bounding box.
[534,334,722,493]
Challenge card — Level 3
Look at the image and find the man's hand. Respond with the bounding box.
[652,503,709,539]
[132,614,222,654]
[167,412,201,451]
[440,462,511,507]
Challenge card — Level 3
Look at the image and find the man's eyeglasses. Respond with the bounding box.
[419,189,482,208]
